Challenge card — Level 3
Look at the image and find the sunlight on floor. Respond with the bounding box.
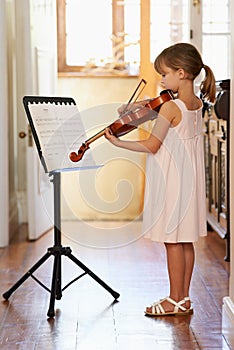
[62,220,143,249]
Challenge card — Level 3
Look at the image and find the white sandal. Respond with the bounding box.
[184,296,193,314]
[145,296,191,316]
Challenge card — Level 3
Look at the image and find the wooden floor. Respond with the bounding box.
[0,222,231,349]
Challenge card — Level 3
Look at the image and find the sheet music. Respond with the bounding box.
[28,101,96,172]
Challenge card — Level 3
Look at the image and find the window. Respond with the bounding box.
[150,0,189,62]
[202,0,230,79]
[57,1,230,79]
[57,0,140,75]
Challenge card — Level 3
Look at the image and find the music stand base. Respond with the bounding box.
[2,172,120,318]
[3,244,120,318]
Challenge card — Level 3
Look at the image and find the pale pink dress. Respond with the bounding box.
[142,98,207,243]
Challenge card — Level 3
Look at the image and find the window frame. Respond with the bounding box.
[57,0,126,74]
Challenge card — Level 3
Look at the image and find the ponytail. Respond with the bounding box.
[200,65,216,103]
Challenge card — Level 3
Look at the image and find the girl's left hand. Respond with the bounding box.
[104,128,120,146]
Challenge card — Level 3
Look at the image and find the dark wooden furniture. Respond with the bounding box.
[203,79,230,260]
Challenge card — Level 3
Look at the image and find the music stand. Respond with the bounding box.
[2,96,120,318]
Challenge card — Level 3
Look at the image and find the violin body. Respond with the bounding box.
[70,89,174,162]
[109,89,174,137]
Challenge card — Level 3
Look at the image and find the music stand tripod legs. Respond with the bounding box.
[2,171,120,318]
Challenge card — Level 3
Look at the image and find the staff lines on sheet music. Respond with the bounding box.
[27,100,96,172]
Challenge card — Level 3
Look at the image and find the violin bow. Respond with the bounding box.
[120,78,147,115]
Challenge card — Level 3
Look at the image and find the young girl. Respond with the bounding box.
[105,43,216,316]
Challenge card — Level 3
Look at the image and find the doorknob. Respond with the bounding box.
[19,131,27,138]
[19,125,33,146]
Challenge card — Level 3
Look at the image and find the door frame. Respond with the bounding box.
[0,1,9,247]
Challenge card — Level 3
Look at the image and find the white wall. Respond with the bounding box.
[230,21,234,302]
[222,0,234,346]
[57,76,147,221]
[0,0,9,246]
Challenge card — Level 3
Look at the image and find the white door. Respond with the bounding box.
[27,2,57,240]
[26,47,56,240]
[16,0,57,240]
[0,1,9,246]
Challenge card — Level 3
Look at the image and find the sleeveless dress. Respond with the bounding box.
[142,98,207,243]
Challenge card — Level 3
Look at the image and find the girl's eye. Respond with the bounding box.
[162,74,165,77]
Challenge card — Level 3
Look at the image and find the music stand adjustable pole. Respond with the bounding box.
[3,171,120,318]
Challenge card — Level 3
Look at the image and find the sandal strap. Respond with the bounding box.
[150,297,186,314]
[152,302,165,314]
[184,296,192,303]
[166,297,187,312]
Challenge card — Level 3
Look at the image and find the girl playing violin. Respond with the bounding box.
[105,42,216,316]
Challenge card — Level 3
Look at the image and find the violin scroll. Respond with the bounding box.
[69,142,89,162]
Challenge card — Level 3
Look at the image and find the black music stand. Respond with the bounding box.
[2,96,120,318]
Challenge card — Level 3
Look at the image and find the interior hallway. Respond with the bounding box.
[0,222,230,349]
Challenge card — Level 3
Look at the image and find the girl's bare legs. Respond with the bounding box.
[182,243,195,309]
[165,243,185,301]
[146,242,195,313]
[164,242,195,311]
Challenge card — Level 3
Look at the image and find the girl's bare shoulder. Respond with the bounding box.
[159,100,181,124]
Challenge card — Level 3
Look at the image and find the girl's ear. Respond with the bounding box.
[178,68,187,79]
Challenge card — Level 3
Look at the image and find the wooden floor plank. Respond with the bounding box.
[0,223,230,349]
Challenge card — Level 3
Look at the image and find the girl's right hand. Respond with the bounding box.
[118,99,151,115]
[117,104,128,114]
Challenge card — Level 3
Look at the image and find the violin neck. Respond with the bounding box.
[85,128,106,146]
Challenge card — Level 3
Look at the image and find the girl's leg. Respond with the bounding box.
[145,243,185,313]
[165,242,195,310]
[165,243,185,302]
[182,242,195,308]
[146,242,195,313]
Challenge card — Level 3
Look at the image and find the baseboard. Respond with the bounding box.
[222,296,234,348]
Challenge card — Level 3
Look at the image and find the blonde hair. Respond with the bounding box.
[154,43,216,102]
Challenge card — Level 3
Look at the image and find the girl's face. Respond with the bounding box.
[159,64,180,93]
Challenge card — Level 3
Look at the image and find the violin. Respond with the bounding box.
[69,89,174,163]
